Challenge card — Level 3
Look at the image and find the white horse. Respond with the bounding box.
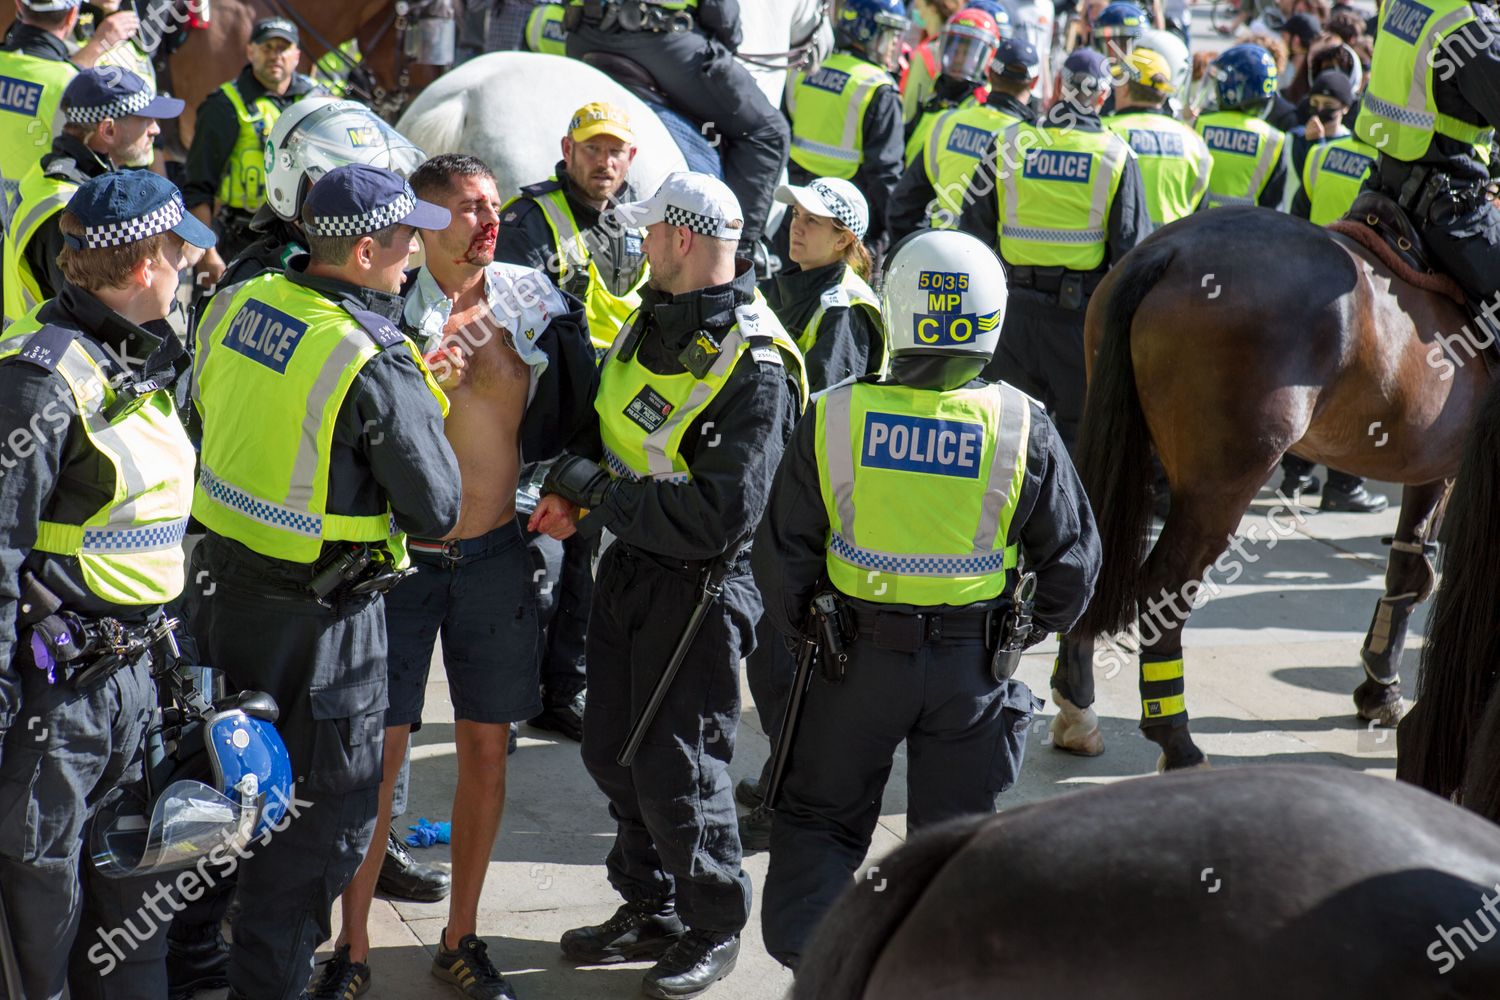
[398,0,831,232]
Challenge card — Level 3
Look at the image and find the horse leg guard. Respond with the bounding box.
[1050,687,1104,756]
[1138,656,1207,770]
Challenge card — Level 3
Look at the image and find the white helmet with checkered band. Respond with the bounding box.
[263,98,427,222]
[881,229,1008,390]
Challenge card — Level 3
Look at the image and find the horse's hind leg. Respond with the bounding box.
[1355,480,1449,726]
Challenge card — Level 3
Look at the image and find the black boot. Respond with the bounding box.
[737,803,772,853]
[529,687,586,742]
[561,899,685,964]
[733,777,763,809]
[166,922,229,1000]
[1321,482,1389,513]
[642,930,740,999]
[377,827,452,902]
[1277,471,1320,499]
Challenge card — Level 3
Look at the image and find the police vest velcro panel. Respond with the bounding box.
[0,51,77,208]
[925,104,1024,229]
[514,186,646,350]
[796,264,886,376]
[1195,111,1285,207]
[1105,112,1214,225]
[0,317,195,605]
[787,52,896,180]
[191,274,446,564]
[2,163,78,322]
[995,124,1130,271]
[1355,0,1494,161]
[525,3,568,54]
[815,380,1030,606]
[217,82,283,211]
[1302,135,1377,225]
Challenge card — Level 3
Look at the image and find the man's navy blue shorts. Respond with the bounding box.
[385,518,542,731]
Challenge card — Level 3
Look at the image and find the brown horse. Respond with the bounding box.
[1054,205,1485,771]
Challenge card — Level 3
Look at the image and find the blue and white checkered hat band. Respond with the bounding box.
[309,188,416,237]
[65,87,153,125]
[809,181,861,235]
[76,193,183,248]
[663,203,735,238]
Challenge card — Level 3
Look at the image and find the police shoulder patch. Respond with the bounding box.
[7,324,80,373]
[518,178,562,199]
[345,306,407,350]
[751,344,784,367]
[820,286,850,310]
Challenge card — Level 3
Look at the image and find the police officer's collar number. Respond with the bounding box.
[914,270,999,347]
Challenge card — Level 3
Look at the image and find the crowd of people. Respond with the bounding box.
[0,0,1495,999]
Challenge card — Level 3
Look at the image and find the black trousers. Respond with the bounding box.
[761,634,1039,968]
[983,288,1086,455]
[566,24,789,246]
[743,614,798,788]
[579,543,755,933]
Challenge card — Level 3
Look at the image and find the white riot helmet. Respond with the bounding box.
[262,98,427,222]
[881,230,1008,391]
[1135,28,1190,105]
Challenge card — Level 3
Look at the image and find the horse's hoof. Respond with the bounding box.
[1150,726,1208,771]
[1354,677,1404,726]
[1156,752,1212,773]
[1049,688,1104,756]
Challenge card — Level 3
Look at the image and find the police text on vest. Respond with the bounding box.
[862,413,983,479]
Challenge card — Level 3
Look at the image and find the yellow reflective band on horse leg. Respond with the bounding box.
[1141,658,1184,682]
[1142,694,1187,719]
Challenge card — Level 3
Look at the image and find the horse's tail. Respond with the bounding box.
[399,91,468,157]
[792,815,988,1000]
[1074,244,1177,639]
[1403,381,1500,823]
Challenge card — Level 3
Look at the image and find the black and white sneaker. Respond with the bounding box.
[431,930,517,999]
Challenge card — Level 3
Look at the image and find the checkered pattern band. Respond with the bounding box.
[65,87,153,125]
[831,533,1010,577]
[76,195,184,249]
[663,203,727,237]
[82,519,189,553]
[809,181,862,235]
[308,189,416,238]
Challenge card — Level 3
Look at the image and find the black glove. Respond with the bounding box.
[542,455,615,510]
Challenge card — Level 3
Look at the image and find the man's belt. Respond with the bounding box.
[847,605,996,654]
[577,0,696,33]
[1008,265,1105,296]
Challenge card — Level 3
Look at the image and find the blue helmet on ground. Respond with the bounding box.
[963,0,1016,40]
[1212,43,1279,112]
[835,0,910,65]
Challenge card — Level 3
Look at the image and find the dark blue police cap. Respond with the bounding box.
[62,68,184,126]
[63,171,215,250]
[303,163,451,238]
[1062,48,1114,93]
[993,36,1040,79]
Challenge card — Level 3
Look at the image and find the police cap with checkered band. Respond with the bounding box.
[773,177,869,242]
[63,169,215,250]
[605,171,744,241]
[62,67,184,125]
[303,163,450,239]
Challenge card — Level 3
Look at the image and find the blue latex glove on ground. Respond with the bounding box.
[406,817,451,848]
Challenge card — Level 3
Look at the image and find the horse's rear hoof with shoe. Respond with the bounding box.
[1354,677,1405,727]
[1048,689,1104,756]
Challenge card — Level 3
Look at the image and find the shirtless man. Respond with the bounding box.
[316,153,597,1000]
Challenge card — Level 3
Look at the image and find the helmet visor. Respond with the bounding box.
[89,779,257,877]
[941,29,999,83]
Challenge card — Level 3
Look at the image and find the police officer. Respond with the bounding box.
[1104,47,1214,226]
[3,68,181,324]
[187,164,461,1000]
[0,169,213,1000]
[902,0,965,123]
[523,1,569,54]
[783,0,908,255]
[497,101,649,741]
[753,228,1101,969]
[183,16,322,284]
[902,6,1007,170]
[1355,0,1500,314]
[959,48,1152,452]
[564,0,790,264]
[1194,44,1289,210]
[528,172,804,999]
[889,33,1040,241]
[0,0,80,217]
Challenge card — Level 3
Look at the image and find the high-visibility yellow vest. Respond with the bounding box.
[2,160,81,323]
[94,38,156,96]
[1301,134,1377,225]
[1195,110,1285,208]
[595,298,806,482]
[0,50,76,209]
[814,379,1031,605]
[1355,0,1494,162]
[993,123,1132,270]
[925,102,1028,228]
[216,81,282,211]
[905,93,978,168]
[311,40,362,98]
[1105,110,1214,225]
[793,263,886,376]
[525,3,568,54]
[786,51,897,180]
[191,273,448,564]
[0,315,194,605]
[503,184,646,351]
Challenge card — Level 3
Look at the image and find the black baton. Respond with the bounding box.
[763,634,818,811]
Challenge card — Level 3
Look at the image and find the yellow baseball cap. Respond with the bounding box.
[567,102,636,144]
[1113,48,1175,96]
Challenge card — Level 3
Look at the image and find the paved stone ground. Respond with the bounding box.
[192,470,1416,1000]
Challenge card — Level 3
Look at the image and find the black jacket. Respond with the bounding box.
[764,260,882,391]
[194,259,461,593]
[182,66,320,213]
[22,134,114,304]
[0,285,190,729]
[888,91,1037,242]
[0,21,70,59]
[958,102,1154,271]
[570,261,801,563]
[751,381,1101,637]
